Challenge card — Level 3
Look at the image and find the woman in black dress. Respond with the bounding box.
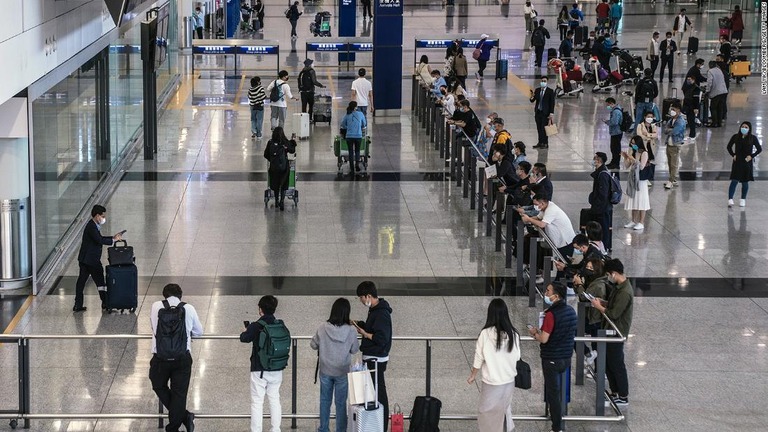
[727,121,762,208]
[263,127,296,210]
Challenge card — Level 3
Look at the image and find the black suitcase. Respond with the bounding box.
[579,208,595,232]
[106,264,138,313]
[574,26,588,46]
[408,396,442,432]
[495,58,508,80]
[662,88,680,121]
[699,93,709,124]
[687,36,699,54]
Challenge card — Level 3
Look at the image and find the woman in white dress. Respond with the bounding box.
[622,136,651,230]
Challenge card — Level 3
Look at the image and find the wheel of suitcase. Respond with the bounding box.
[130,308,136,313]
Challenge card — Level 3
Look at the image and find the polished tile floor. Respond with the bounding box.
[4,0,768,430]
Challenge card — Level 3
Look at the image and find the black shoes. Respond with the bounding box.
[533,143,549,149]
[73,306,87,312]
[184,412,195,432]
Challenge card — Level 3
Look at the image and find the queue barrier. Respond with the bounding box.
[305,38,372,71]
[412,34,501,72]
[191,39,280,76]
[0,332,624,430]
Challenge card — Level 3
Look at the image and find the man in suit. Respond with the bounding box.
[658,32,677,83]
[530,76,556,149]
[74,205,122,312]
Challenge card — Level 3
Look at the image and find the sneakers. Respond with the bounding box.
[647,181,653,187]
[740,199,746,207]
[535,275,544,284]
[664,181,673,189]
[585,350,598,366]
[612,395,629,405]
[728,199,734,207]
[633,223,644,230]
[623,221,636,228]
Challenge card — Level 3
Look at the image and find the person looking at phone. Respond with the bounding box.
[572,257,608,366]
[73,204,123,312]
[354,281,393,432]
[528,282,577,432]
[589,258,633,406]
[554,234,604,275]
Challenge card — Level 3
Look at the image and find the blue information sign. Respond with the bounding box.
[192,45,236,55]
[237,45,279,55]
[306,42,347,52]
[414,38,498,49]
[349,42,373,52]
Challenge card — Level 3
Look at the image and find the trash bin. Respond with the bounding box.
[0,198,32,290]
[183,16,194,48]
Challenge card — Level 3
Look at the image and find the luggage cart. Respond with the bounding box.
[310,11,332,37]
[264,153,299,207]
[313,94,332,125]
[590,57,621,93]
[334,135,371,177]
[548,58,584,98]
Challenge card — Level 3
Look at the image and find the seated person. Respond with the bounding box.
[554,233,606,277]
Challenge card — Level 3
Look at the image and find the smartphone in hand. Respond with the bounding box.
[244,321,250,328]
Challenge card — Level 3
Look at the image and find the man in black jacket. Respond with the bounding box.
[530,76,556,149]
[74,205,122,312]
[685,58,706,85]
[658,32,677,83]
[588,152,613,251]
[353,281,393,432]
[298,59,325,116]
[633,69,658,131]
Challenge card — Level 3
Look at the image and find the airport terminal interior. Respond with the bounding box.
[1,0,767,430]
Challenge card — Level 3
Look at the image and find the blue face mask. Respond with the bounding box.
[540,82,547,88]
[606,105,613,110]
[631,144,639,151]
[544,295,554,306]
[741,127,749,135]
[573,249,583,256]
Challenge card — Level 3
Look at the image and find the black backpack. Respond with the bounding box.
[269,141,288,172]
[614,107,633,132]
[531,28,545,46]
[155,300,188,361]
[601,170,623,205]
[269,80,282,103]
[408,396,442,432]
[569,9,580,20]
[638,78,657,100]
[298,70,314,92]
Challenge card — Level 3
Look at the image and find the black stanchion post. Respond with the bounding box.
[595,329,607,416]
[456,138,463,187]
[542,257,552,295]
[576,302,587,385]
[560,367,569,419]
[485,179,494,236]
[478,166,485,222]
[463,145,471,198]
[529,237,538,307]
[495,191,503,251]
[291,338,298,429]
[516,221,525,293]
[469,154,477,210]
[158,400,164,429]
[425,340,432,397]
[411,77,417,112]
[19,338,30,429]
[449,132,457,176]
[435,116,442,151]
[505,208,513,268]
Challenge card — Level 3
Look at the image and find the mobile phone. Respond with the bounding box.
[118,230,127,235]
[244,321,250,328]
[526,324,534,330]
[584,293,595,301]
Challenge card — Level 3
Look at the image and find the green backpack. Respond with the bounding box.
[257,319,291,371]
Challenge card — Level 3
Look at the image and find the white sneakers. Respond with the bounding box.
[633,223,644,230]
[740,199,746,207]
[585,350,598,366]
[624,221,636,228]
[728,199,734,208]
[625,222,644,230]
[664,181,678,190]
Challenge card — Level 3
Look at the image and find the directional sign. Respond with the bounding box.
[306,42,347,52]
[192,45,236,55]
[237,45,279,55]
[349,42,373,52]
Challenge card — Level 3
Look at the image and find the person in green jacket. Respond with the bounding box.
[573,257,608,366]
[590,258,633,406]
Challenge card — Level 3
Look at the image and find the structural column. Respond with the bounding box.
[372,0,403,116]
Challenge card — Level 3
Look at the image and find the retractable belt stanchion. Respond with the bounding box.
[495,192,503,252]
[450,132,458,176]
[478,166,485,222]
[456,139,464,187]
[542,257,553,290]
[436,115,444,151]
[411,77,417,112]
[516,222,526,289]
[426,98,433,136]
[485,179,495,236]
[576,302,587,386]
[528,237,538,307]
[463,145,471,198]
[419,87,427,126]
[505,209,514,267]
[595,329,608,416]
[469,154,477,210]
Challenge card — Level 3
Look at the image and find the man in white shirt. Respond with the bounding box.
[521,194,576,250]
[266,70,298,130]
[149,284,204,432]
[351,68,374,118]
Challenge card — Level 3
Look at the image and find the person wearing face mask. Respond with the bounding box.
[604,97,624,169]
[590,258,633,407]
[663,103,686,189]
[490,118,512,154]
[637,111,658,185]
[523,1,536,32]
[530,20,551,67]
[682,75,701,140]
[726,122,762,207]
[633,69,659,132]
[587,152,614,250]
[554,234,604,279]
[685,58,706,85]
[448,99,481,140]
[520,195,575,251]
[646,32,661,76]
[705,60,728,128]
[429,70,447,100]
[437,85,455,116]
[353,281,393,432]
[658,32,677,83]
[621,136,651,230]
[512,141,527,168]
[572,257,608,366]
[530,76,556,149]
[528,282,577,432]
[74,205,123,312]
[491,143,518,185]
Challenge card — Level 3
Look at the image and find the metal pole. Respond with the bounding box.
[575,302,587,386]
[469,154,477,210]
[477,167,485,222]
[449,133,457,177]
[456,138,463,187]
[485,179,494,237]
[542,258,552,296]
[528,237,538,307]
[494,192,503,252]
[425,340,432,397]
[463,146,471,198]
[436,117,443,151]
[516,221,525,292]
[411,77,417,112]
[595,330,607,416]
[446,130,454,168]
[505,209,513,268]
[291,339,298,429]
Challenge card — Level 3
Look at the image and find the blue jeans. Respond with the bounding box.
[319,374,348,432]
[728,180,749,199]
[634,102,654,130]
[358,105,368,118]
[251,107,264,136]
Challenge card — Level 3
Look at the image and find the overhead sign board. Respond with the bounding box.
[237,45,279,55]
[192,45,236,55]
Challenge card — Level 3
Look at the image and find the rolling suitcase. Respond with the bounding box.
[687,36,699,54]
[495,58,508,80]
[662,88,680,121]
[313,94,332,124]
[348,360,384,432]
[105,264,138,313]
[292,112,310,139]
[730,61,750,77]
[579,208,595,232]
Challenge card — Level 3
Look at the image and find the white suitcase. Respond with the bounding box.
[348,361,384,432]
[293,112,310,139]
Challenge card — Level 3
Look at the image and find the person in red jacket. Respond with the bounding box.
[730,5,744,46]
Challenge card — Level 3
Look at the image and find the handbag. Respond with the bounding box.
[531,9,538,18]
[390,404,404,432]
[347,369,375,405]
[107,240,134,266]
[544,120,558,137]
[515,359,532,389]
[472,41,484,60]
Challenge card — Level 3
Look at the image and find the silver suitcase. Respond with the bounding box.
[348,360,384,432]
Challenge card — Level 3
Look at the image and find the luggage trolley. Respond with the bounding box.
[547,58,584,98]
[334,134,372,177]
[264,153,300,207]
[313,93,333,125]
[310,11,332,37]
[589,57,622,93]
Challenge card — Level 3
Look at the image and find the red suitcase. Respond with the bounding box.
[566,69,583,81]
[610,70,623,83]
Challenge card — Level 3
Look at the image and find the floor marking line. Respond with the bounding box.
[3,295,33,334]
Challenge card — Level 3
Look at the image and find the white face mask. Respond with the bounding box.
[533,205,541,212]
[98,216,106,225]
[365,301,372,308]
[669,110,677,117]
[645,117,654,124]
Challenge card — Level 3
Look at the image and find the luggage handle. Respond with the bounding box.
[363,359,379,410]
[113,240,128,247]
[671,87,677,98]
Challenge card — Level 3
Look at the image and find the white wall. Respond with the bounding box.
[0,0,115,106]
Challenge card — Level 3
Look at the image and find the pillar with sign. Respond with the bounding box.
[372,0,403,116]
[338,0,357,64]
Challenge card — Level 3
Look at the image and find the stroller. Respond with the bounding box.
[616,49,643,84]
[548,58,584,98]
[310,11,332,37]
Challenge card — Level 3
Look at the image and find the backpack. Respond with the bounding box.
[408,396,442,432]
[256,319,291,371]
[284,8,291,19]
[638,78,656,100]
[601,170,623,205]
[269,80,282,103]
[569,9,580,20]
[155,301,188,361]
[298,70,314,92]
[614,107,633,132]
[531,28,545,46]
[269,141,288,172]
